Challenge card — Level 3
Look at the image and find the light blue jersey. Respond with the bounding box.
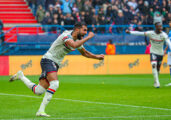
[169,30,171,52]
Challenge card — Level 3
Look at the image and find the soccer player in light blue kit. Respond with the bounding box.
[165,21,171,86]
[126,22,171,88]
[9,22,104,117]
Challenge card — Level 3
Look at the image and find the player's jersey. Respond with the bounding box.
[168,30,171,52]
[145,30,169,55]
[43,30,84,65]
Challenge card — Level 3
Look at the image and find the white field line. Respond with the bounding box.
[1,115,171,120]
[0,93,171,111]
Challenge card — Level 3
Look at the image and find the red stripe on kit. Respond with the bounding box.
[48,88,56,92]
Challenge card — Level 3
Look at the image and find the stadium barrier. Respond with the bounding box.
[0,55,169,76]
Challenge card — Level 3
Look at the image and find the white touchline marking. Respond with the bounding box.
[0,93,171,111]
[1,115,171,120]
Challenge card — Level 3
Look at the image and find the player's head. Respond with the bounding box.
[154,22,162,33]
[169,21,171,27]
[73,22,87,39]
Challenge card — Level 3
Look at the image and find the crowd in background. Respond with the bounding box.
[26,0,171,33]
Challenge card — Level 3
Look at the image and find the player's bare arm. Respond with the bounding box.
[79,48,104,60]
[65,32,94,48]
[164,45,168,55]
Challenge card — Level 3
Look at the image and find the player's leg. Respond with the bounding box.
[156,55,163,74]
[9,71,46,95]
[150,53,160,88]
[36,72,59,117]
[36,59,59,117]
[165,52,171,86]
[170,65,171,80]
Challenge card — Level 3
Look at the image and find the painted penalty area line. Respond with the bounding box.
[0,93,171,111]
[1,115,171,120]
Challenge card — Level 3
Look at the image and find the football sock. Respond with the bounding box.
[37,80,59,112]
[32,84,46,95]
[170,66,171,80]
[20,75,35,90]
[152,67,159,83]
[20,75,46,95]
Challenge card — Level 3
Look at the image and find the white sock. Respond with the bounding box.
[32,84,46,95]
[20,75,35,90]
[37,80,59,113]
[152,67,159,83]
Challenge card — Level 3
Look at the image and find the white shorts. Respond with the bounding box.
[168,52,171,65]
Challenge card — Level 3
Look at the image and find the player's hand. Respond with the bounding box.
[96,54,104,60]
[125,29,130,34]
[87,32,95,39]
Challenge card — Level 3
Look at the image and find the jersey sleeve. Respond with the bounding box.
[130,31,145,36]
[144,31,153,37]
[62,35,73,42]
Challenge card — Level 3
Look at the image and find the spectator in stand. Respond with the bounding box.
[115,10,125,33]
[75,0,84,12]
[83,0,92,14]
[45,0,56,10]
[64,13,75,29]
[41,12,53,32]
[106,5,112,17]
[80,11,85,22]
[61,0,72,15]
[48,5,55,18]
[0,20,3,32]
[153,12,163,25]
[105,39,116,55]
[27,0,37,16]
[36,5,45,23]
[92,14,99,33]
[37,0,45,10]
[52,14,59,33]
[127,0,138,10]
[123,6,133,24]
[99,16,106,33]
[0,20,5,48]
[85,12,92,25]
[70,3,79,13]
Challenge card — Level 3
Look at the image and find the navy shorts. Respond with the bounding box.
[39,58,59,80]
[150,53,163,64]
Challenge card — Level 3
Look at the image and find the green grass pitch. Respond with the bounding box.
[0,74,171,120]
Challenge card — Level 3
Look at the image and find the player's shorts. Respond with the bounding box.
[168,52,171,65]
[39,58,59,80]
[150,53,163,64]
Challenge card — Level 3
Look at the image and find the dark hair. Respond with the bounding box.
[109,39,113,44]
[154,22,162,26]
[73,22,87,30]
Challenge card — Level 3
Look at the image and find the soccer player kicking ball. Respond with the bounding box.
[9,22,104,117]
[126,22,171,88]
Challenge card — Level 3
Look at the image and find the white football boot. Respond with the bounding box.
[36,111,50,117]
[154,81,160,88]
[9,70,24,82]
[165,83,171,87]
